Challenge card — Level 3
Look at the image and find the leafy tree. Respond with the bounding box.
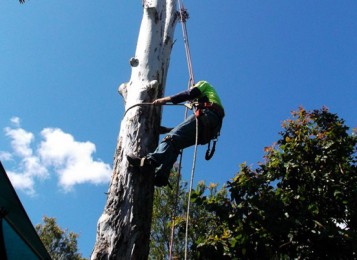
[35,216,86,260]
[192,107,357,259]
[189,181,231,259]
[150,170,187,259]
[150,169,229,259]
[180,181,229,259]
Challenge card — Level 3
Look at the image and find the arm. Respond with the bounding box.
[168,87,201,104]
[153,87,201,105]
[153,96,171,105]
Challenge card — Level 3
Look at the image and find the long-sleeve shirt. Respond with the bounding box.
[169,80,224,109]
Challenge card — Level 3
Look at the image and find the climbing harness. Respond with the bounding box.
[192,102,223,160]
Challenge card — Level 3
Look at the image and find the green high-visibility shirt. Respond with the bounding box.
[194,80,224,109]
[170,80,224,110]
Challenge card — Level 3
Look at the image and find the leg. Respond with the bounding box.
[147,114,197,165]
[147,114,198,186]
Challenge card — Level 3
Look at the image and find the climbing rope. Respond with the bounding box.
[168,144,184,260]
[169,1,198,259]
[177,0,195,86]
[184,116,199,259]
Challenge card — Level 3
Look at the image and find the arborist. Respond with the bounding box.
[127,80,225,187]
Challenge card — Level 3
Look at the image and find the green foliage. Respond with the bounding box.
[191,107,357,259]
[149,170,229,259]
[35,216,86,260]
[150,171,187,259]
[190,182,231,260]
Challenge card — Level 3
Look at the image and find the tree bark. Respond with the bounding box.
[91,1,177,259]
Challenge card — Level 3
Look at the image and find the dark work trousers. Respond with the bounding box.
[147,109,222,180]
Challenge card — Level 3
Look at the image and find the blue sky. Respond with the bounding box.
[1,1,356,258]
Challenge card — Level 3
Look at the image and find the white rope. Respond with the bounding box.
[177,0,195,86]
[184,116,199,260]
[170,1,197,258]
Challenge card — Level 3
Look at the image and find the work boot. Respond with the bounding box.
[127,153,157,172]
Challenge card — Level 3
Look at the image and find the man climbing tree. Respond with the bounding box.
[127,80,224,187]
[91,1,179,259]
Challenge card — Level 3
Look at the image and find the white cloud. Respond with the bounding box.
[10,116,21,127]
[2,123,48,195]
[39,128,112,191]
[1,118,112,194]
[0,151,13,161]
[7,171,36,195]
[22,156,49,179]
[4,127,34,157]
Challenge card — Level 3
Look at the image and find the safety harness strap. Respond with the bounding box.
[205,138,217,160]
[193,102,225,119]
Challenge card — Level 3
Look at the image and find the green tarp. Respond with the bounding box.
[0,161,51,260]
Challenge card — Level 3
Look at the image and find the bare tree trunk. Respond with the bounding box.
[91,1,177,259]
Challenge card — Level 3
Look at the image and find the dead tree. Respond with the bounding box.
[91,1,178,259]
